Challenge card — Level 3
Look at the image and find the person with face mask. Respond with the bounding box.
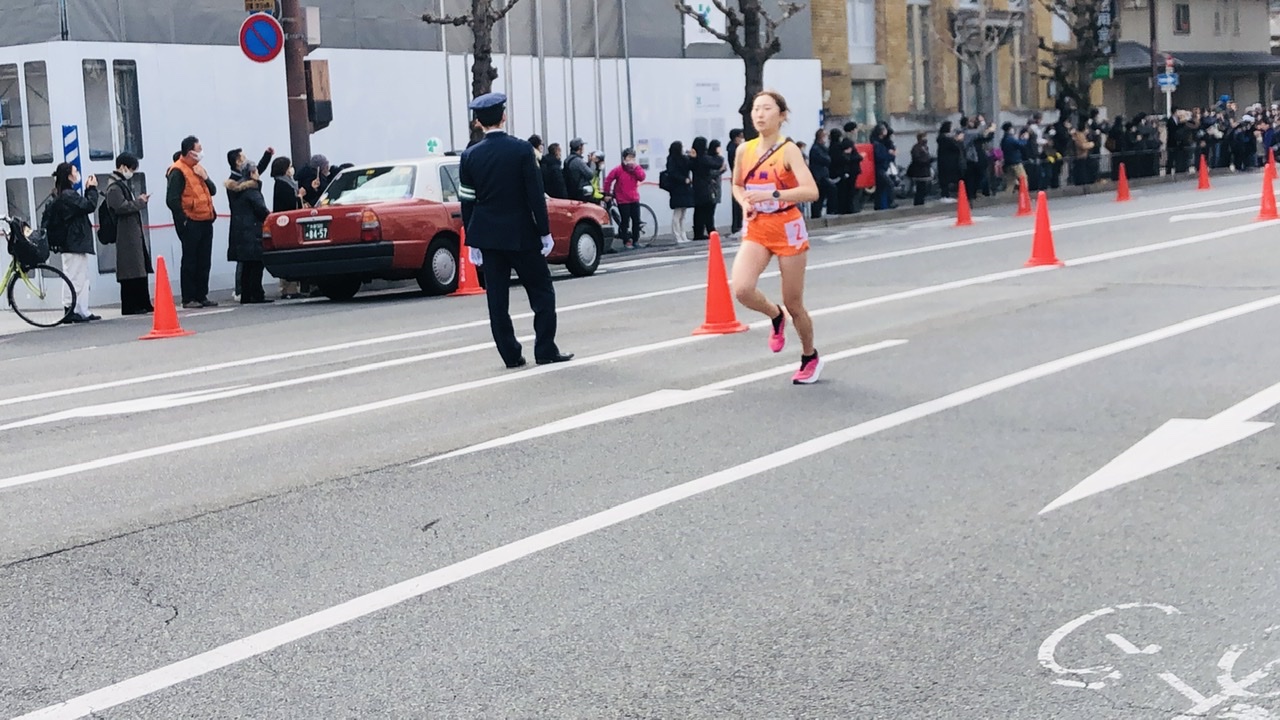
[166,134,219,308]
[47,162,101,323]
[270,155,306,299]
[104,152,154,315]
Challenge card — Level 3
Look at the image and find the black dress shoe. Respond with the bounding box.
[535,353,574,365]
[506,357,527,369]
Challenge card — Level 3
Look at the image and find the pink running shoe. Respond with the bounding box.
[769,307,787,353]
[792,353,824,384]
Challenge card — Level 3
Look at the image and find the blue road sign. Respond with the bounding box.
[62,125,82,191]
[1157,72,1178,89]
[240,13,284,63]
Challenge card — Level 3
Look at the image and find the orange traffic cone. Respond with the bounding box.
[139,256,194,340]
[1024,191,1064,268]
[1257,170,1278,221]
[1198,154,1211,190]
[450,227,485,297]
[955,181,973,226]
[1269,147,1275,176]
[1015,175,1032,216]
[1116,162,1131,202]
[692,231,749,336]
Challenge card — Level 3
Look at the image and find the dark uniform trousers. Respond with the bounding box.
[480,247,558,364]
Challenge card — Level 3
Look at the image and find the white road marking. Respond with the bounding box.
[414,339,907,466]
[0,337,533,432]
[1039,603,1182,689]
[1,221,1273,491]
[1169,206,1260,222]
[1159,672,1211,704]
[1040,379,1280,514]
[17,294,1276,720]
[1106,633,1161,655]
[0,192,1258,408]
[181,308,236,317]
[1172,647,1280,719]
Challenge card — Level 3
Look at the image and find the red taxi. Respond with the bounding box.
[262,155,613,300]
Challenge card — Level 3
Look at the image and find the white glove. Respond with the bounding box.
[540,234,554,257]
[469,246,483,267]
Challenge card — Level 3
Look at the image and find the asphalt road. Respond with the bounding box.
[3,173,1280,720]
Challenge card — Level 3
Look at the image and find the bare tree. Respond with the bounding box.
[423,0,523,142]
[675,0,804,140]
[1037,0,1118,123]
[938,1,1023,118]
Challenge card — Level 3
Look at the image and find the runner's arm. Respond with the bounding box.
[777,142,820,204]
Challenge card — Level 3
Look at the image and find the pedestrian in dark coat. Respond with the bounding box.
[225,163,272,304]
[103,152,154,315]
[46,162,100,322]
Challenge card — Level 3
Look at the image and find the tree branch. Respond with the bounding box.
[422,12,472,25]
[674,0,741,51]
[493,0,523,21]
[760,1,804,58]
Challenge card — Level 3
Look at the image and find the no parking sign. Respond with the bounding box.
[239,13,284,63]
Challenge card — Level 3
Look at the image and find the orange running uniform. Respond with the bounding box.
[738,138,809,257]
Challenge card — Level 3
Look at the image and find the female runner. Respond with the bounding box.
[729,90,823,384]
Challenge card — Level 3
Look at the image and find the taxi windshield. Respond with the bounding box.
[323,166,416,205]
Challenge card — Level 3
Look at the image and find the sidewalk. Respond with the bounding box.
[634,164,1234,249]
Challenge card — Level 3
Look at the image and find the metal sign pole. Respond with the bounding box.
[440,0,455,150]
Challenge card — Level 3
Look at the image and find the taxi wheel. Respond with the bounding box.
[565,223,602,277]
[417,236,458,295]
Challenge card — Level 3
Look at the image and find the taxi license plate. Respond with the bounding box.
[301,221,329,241]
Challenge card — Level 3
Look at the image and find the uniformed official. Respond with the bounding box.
[459,92,573,369]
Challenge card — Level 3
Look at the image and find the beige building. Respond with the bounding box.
[1105,0,1280,115]
[811,0,1056,136]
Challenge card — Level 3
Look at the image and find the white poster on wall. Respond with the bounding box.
[693,81,726,140]
[683,1,727,46]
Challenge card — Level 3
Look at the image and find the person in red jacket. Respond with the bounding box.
[604,148,647,249]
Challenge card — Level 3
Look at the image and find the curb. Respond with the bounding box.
[640,166,1251,247]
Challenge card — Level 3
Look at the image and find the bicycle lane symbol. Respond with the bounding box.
[1039,603,1280,719]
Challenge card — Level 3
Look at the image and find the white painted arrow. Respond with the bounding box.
[1040,380,1280,514]
[0,386,250,430]
[415,339,908,466]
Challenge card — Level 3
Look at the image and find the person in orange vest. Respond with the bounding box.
[166,135,219,308]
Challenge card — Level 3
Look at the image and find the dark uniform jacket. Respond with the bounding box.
[458,130,551,253]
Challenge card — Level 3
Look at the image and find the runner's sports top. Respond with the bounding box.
[739,137,809,256]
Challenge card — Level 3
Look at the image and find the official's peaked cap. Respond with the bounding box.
[468,92,506,111]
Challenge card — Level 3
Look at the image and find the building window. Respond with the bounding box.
[5,178,30,226]
[24,62,52,164]
[906,0,932,112]
[850,80,883,132]
[1010,34,1029,108]
[1173,3,1190,33]
[0,64,26,166]
[846,0,876,65]
[113,61,143,158]
[82,60,114,161]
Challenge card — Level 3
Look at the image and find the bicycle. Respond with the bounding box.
[2,214,76,328]
[603,197,658,246]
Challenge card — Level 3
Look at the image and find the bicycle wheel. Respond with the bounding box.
[7,263,75,328]
[638,203,659,243]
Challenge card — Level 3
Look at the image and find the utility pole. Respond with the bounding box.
[281,0,312,163]
[1148,0,1159,114]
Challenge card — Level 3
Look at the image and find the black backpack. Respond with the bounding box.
[96,180,120,245]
